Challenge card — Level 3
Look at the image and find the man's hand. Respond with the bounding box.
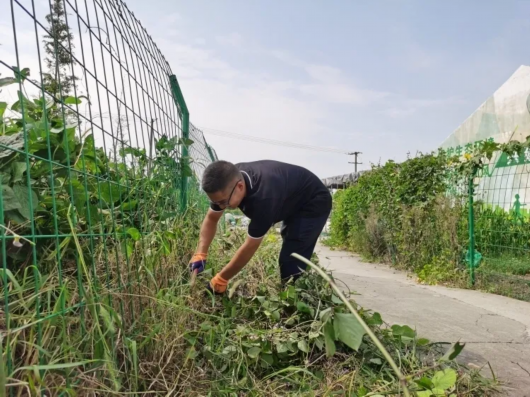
[207,273,228,295]
[189,253,207,273]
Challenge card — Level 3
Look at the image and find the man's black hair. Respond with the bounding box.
[202,160,241,193]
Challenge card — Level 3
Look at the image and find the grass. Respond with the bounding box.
[481,256,530,277]
[0,220,501,396]
[473,256,530,302]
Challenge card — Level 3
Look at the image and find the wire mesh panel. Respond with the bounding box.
[1,0,217,392]
[472,151,530,300]
[189,123,217,182]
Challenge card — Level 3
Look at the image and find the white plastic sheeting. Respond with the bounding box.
[440,65,530,210]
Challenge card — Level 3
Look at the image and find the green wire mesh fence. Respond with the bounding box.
[1,0,217,392]
[468,148,530,301]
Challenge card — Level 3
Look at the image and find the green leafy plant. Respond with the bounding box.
[327,137,530,301]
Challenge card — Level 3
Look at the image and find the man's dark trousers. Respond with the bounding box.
[279,208,330,281]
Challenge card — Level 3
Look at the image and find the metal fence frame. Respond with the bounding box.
[1,0,217,392]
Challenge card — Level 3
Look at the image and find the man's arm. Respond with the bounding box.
[196,209,224,254]
[218,235,263,280]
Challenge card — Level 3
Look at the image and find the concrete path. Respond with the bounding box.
[316,244,530,396]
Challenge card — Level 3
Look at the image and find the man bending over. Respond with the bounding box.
[189,160,332,294]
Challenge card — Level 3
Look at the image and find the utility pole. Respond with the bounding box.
[348,152,362,173]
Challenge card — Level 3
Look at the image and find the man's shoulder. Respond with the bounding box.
[236,160,305,172]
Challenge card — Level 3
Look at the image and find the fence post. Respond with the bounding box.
[468,172,476,286]
[169,75,190,212]
[206,144,217,162]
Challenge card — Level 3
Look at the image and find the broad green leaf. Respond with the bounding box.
[247,347,261,359]
[99,182,121,204]
[441,341,465,362]
[431,369,457,390]
[17,91,36,110]
[296,301,311,314]
[0,133,25,159]
[4,210,26,224]
[11,162,27,184]
[357,386,369,396]
[13,67,30,82]
[13,185,39,219]
[260,353,274,366]
[417,338,430,346]
[126,227,141,241]
[121,241,133,257]
[68,178,87,213]
[297,340,309,353]
[13,184,38,220]
[416,391,433,397]
[319,307,333,323]
[2,185,20,211]
[365,312,383,326]
[323,321,336,357]
[0,172,10,185]
[334,313,365,351]
[415,376,434,390]
[276,342,289,354]
[64,96,81,105]
[222,345,237,355]
[331,294,343,305]
[178,138,194,146]
[121,200,137,211]
[392,325,416,339]
[181,162,193,178]
[85,204,100,228]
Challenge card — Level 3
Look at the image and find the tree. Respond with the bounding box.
[42,0,78,98]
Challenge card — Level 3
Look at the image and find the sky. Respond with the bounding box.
[2,1,530,178]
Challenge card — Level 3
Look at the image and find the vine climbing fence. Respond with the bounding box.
[1,0,217,392]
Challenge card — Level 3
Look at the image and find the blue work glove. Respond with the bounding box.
[189,253,207,273]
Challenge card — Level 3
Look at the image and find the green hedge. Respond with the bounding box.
[328,150,530,283]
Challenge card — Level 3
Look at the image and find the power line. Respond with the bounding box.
[199,126,350,155]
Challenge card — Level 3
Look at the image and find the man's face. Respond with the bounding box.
[207,178,245,210]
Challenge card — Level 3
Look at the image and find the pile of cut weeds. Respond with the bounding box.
[176,230,499,396]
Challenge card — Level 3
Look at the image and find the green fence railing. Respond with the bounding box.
[467,145,530,300]
[1,0,217,392]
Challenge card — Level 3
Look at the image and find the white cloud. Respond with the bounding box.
[304,64,342,83]
[298,83,388,105]
[215,32,243,48]
[162,13,182,24]
[381,96,467,118]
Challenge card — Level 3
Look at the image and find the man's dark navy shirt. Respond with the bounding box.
[210,160,332,238]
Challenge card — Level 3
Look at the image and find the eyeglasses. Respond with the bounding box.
[211,179,241,208]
